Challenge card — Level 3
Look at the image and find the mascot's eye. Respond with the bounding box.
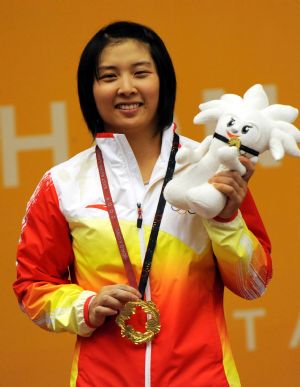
[227,118,235,127]
[242,125,252,134]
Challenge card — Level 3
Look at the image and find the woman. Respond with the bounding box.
[14,21,272,386]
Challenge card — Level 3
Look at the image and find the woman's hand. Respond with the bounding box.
[209,156,255,219]
[89,284,141,328]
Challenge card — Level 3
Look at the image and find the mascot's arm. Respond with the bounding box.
[13,172,96,337]
[202,190,272,299]
[176,135,213,165]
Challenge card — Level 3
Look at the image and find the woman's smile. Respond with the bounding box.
[115,102,144,115]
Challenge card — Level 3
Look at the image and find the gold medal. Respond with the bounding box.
[228,137,241,149]
[116,300,161,345]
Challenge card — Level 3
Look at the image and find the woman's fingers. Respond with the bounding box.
[88,284,141,328]
[94,305,118,317]
[210,169,249,219]
[98,294,124,310]
[210,173,246,192]
[89,304,116,328]
[105,285,141,302]
[239,156,255,182]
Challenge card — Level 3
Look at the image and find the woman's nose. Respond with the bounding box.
[117,75,137,96]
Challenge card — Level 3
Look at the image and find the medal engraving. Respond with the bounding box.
[116,300,161,345]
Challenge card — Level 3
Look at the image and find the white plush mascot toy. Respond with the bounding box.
[164,84,300,219]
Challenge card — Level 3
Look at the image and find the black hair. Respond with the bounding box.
[77,21,176,137]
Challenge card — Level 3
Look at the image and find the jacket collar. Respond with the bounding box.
[94,123,179,186]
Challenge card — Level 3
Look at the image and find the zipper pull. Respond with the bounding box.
[137,203,143,228]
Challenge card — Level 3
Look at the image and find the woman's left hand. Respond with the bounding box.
[209,156,255,219]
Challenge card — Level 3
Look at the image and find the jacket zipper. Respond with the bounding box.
[137,203,143,228]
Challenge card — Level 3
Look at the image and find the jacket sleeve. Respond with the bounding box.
[13,172,96,336]
[202,189,272,299]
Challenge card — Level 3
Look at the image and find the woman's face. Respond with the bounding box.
[93,39,160,135]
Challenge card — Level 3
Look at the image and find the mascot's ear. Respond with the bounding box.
[193,100,224,124]
[263,105,298,123]
[269,129,300,160]
[193,109,221,124]
[269,137,285,160]
[243,84,269,109]
[220,93,243,104]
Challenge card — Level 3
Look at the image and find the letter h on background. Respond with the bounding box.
[0,102,68,188]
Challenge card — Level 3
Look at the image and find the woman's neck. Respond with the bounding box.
[126,130,162,183]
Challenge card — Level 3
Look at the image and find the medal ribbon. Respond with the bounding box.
[213,132,259,157]
[95,132,179,298]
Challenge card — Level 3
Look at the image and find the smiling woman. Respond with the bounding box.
[93,39,160,137]
[13,21,272,387]
[92,39,161,182]
[77,21,176,137]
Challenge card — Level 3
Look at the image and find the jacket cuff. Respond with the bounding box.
[83,295,97,329]
[213,211,239,223]
[75,291,97,337]
[204,210,244,230]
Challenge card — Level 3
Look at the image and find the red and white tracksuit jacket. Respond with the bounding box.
[14,125,272,386]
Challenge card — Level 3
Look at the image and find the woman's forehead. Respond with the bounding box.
[99,39,153,66]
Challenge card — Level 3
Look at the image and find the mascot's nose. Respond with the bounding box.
[231,128,239,134]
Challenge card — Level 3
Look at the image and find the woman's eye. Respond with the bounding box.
[99,73,117,81]
[135,71,150,78]
[227,118,235,127]
[242,125,252,134]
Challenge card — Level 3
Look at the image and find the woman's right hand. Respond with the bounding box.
[88,284,141,328]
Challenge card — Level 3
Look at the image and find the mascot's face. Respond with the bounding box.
[216,110,271,151]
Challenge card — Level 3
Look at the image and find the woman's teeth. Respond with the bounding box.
[117,103,140,110]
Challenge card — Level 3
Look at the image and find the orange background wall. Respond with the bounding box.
[1,1,299,386]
